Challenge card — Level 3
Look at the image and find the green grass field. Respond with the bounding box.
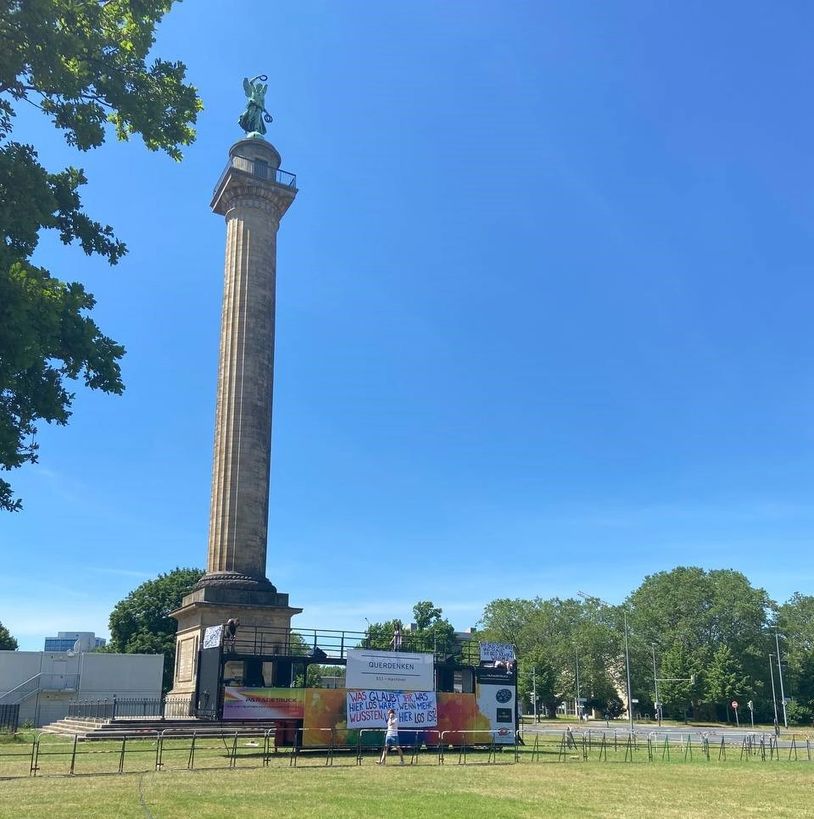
[1,731,813,818]
[1,759,813,818]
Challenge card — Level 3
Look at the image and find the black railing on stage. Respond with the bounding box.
[222,625,482,665]
[0,703,19,732]
[67,695,194,721]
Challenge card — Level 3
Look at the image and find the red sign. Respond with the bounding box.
[731,700,739,709]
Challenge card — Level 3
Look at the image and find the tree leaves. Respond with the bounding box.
[0,620,18,651]
[107,567,203,692]
[0,0,201,510]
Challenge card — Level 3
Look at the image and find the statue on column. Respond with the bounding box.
[239,75,273,137]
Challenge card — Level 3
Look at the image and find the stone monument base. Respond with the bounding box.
[169,582,301,696]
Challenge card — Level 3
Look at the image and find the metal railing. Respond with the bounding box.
[67,695,194,721]
[0,703,20,732]
[224,624,481,665]
[213,155,297,196]
[0,726,811,781]
[0,673,80,706]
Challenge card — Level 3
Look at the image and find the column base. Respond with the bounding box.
[169,588,302,696]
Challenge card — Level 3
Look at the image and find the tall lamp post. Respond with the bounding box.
[652,645,661,727]
[579,591,634,735]
[575,650,581,719]
[532,664,538,723]
[775,633,788,729]
[769,653,780,734]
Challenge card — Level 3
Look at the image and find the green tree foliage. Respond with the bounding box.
[107,567,203,692]
[704,645,752,720]
[480,597,623,718]
[0,620,18,650]
[0,0,202,511]
[364,601,457,655]
[626,567,772,721]
[777,593,814,724]
[479,568,809,725]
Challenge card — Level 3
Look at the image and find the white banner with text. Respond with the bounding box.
[479,642,516,663]
[346,689,438,728]
[345,649,434,691]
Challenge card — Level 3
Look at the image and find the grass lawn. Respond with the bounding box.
[1,753,813,818]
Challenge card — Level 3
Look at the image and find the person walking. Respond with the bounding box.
[377,708,405,765]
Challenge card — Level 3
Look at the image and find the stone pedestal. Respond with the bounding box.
[170,137,300,694]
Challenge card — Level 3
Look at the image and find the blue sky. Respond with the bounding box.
[5,1,814,650]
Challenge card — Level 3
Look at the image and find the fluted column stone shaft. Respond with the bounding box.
[203,138,296,590]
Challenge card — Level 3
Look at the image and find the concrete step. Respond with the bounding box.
[39,717,282,741]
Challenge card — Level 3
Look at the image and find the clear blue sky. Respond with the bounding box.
[5,1,814,650]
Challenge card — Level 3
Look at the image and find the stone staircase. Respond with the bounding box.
[41,717,281,740]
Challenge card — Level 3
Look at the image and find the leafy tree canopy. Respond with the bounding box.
[107,567,203,691]
[0,619,18,650]
[480,596,623,717]
[777,593,814,724]
[624,567,773,720]
[364,600,457,655]
[0,0,201,511]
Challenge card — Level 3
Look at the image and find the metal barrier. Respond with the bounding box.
[2,726,812,781]
[437,729,517,765]
[156,727,273,772]
[355,728,443,765]
[0,704,20,732]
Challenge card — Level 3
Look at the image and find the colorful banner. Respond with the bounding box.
[479,642,515,663]
[345,649,434,691]
[346,690,437,728]
[217,686,514,748]
[223,687,304,720]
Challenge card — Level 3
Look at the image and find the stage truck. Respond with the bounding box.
[195,623,517,748]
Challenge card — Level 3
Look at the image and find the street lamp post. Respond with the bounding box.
[622,607,634,734]
[579,591,634,735]
[769,653,780,735]
[775,633,788,729]
[532,665,537,723]
[652,645,661,727]
[575,650,583,720]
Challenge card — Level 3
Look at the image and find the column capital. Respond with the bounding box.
[211,138,297,218]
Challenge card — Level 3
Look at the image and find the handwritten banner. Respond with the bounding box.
[346,689,437,728]
[479,642,516,663]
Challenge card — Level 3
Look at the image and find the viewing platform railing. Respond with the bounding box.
[213,154,297,196]
[224,625,482,665]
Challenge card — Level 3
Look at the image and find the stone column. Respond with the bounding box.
[169,138,301,696]
[203,137,294,591]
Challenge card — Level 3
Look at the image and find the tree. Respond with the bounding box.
[412,601,443,631]
[626,567,772,719]
[480,596,623,718]
[0,620,18,650]
[777,593,814,725]
[107,567,203,692]
[364,601,457,655]
[704,645,751,722]
[0,0,202,511]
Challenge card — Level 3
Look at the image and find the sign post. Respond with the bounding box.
[731,700,739,728]
[747,699,754,729]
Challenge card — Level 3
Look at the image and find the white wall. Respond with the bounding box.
[0,651,164,726]
[78,653,163,699]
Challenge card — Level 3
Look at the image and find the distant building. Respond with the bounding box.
[43,631,106,653]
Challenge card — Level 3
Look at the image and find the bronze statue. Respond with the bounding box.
[239,75,273,136]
